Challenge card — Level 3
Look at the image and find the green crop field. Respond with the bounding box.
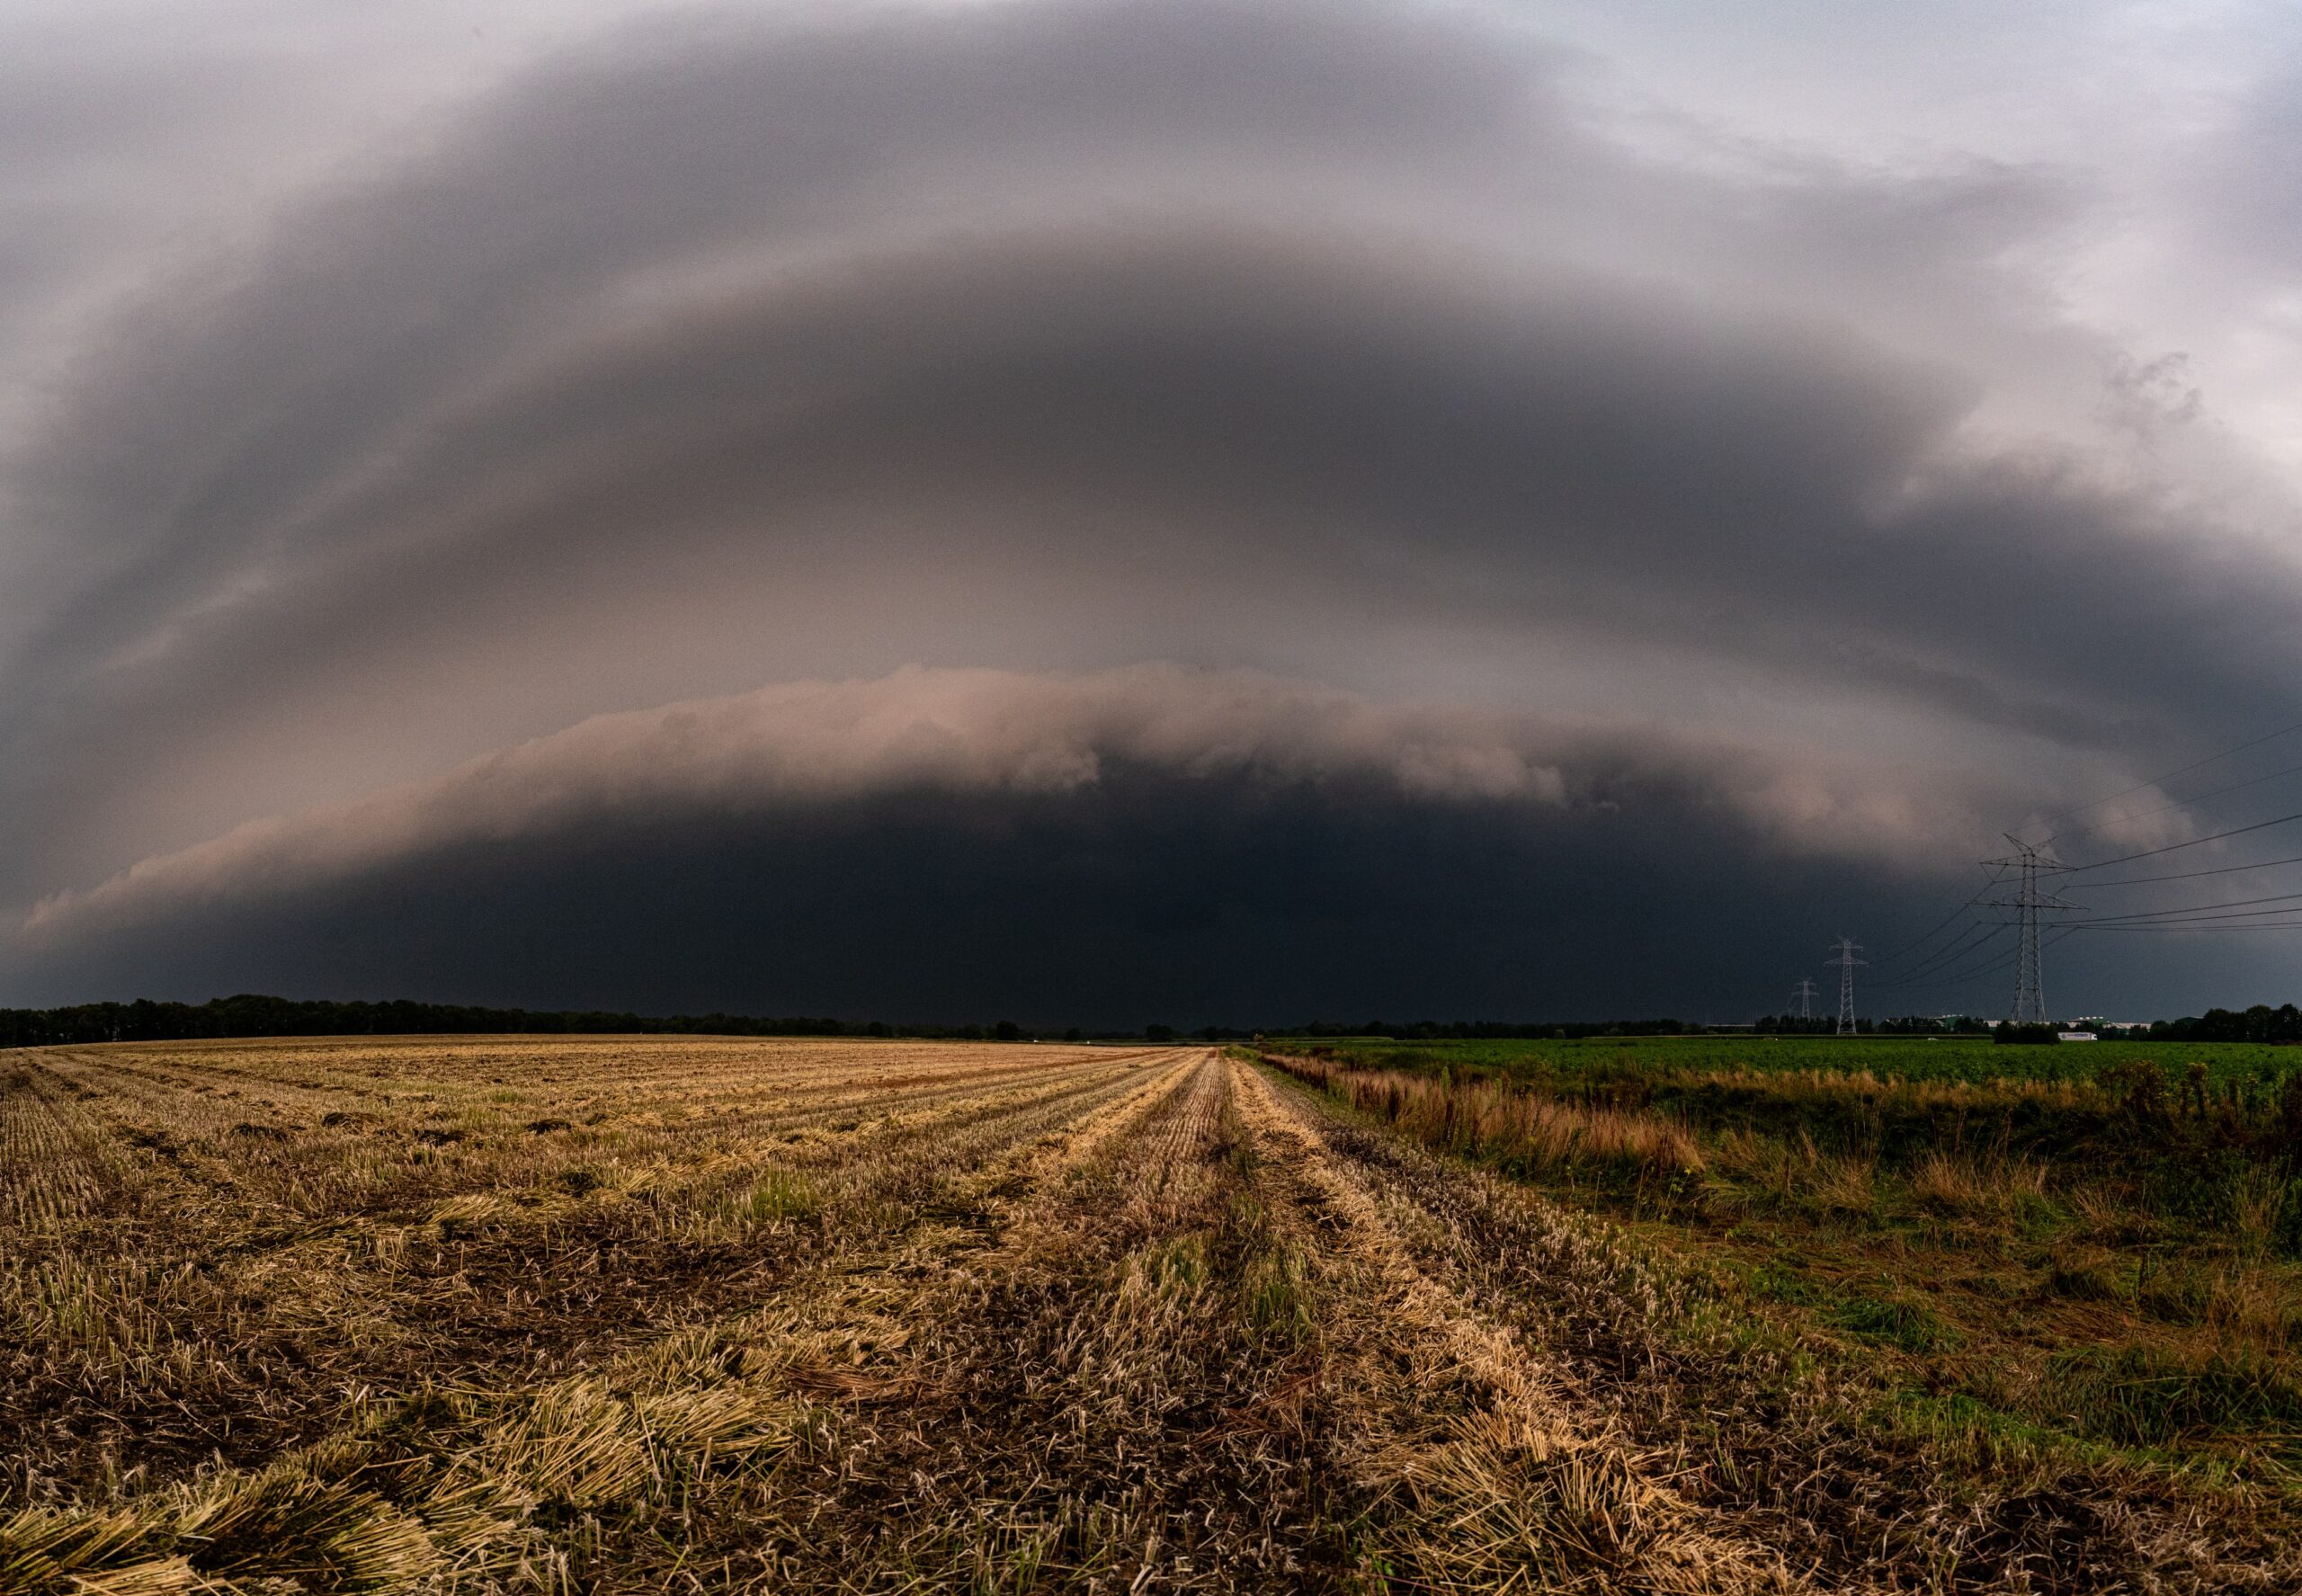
[1275,1031,2302,1090]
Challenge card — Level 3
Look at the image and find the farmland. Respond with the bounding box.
[1266,1034,2302,1565]
[5,1036,2301,1592]
[1271,1033,2302,1090]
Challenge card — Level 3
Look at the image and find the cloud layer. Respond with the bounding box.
[24,665,1559,934]
[5,0,2302,1014]
[13,664,2025,1022]
[31,660,2008,932]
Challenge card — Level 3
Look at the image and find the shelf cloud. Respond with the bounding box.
[25,660,1994,933]
[4,0,2302,1015]
[12,664,2008,1021]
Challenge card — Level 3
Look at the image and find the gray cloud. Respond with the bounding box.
[4,0,2302,1014]
[27,662,2018,945]
[13,662,2064,1024]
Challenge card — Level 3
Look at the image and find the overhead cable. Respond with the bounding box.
[2081,887,2302,925]
[1869,919,2004,987]
[2042,754,2302,847]
[1865,880,1994,968]
[1869,923,2017,992]
[2061,807,2302,874]
[2028,718,2302,840]
[2079,851,2302,887]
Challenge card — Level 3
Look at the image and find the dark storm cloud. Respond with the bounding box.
[5,0,2302,1013]
[28,663,1999,940]
[0,2,2166,833]
[10,664,2007,1024]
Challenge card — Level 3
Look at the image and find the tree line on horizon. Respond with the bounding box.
[0,994,1026,1048]
[2,994,2297,1048]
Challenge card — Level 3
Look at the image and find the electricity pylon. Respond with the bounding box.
[1982,835,2083,1024]
[1825,939,1864,1035]
[1790,977,1819,1021]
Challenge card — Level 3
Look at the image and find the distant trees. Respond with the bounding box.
[1744,1014,1993,1036]
[34,996,2302,1049]
[0,994,1045,1048]
[1877,1013,1994,1035]
[2151,1004,2302,1043]
[1288,1018,1690,1040]
[1751,1014,1839,1035]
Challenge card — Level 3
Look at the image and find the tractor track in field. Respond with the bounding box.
[9,1041,2297,1593]
[1243,1057,2302,1596]
[1228,1057,1814,1595]
[744,1052,1806,1592]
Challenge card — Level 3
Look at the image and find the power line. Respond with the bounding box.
[1876,924,2074,995]
[1871,850,2057,996]
[1865,877,1994,968]
[2028,718,2302,840]
[1982,835,2081,1022]
[2042,754,2302,847]
[2083,903,2302,928]
[1870,919,2003,988]
[2078,851,2302,887]
[1860,714,2302,1016]
[1825,937,1864,1036]
[1871,927,2013,993]
[2081,916,2302,925]
[2083,887,2302,925]
[1789,977,1818,1021]
[1856,716,2302,1019]
[2061,806,2302,874]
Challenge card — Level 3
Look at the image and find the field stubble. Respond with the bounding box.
[3,1036,2298,1592]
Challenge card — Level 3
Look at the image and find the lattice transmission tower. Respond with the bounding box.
[1825,939,1864,1036]
[1789,977,1819,1021]
[1982,835,2083,1024]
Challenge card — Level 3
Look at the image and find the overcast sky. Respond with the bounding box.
[4,0,2302,1023]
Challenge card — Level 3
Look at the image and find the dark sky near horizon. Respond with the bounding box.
[6,0,2302,1024]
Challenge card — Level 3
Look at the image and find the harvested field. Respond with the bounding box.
[4,1037,2298,1592]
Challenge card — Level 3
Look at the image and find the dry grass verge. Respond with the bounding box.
[1253,1052,2302,1592]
